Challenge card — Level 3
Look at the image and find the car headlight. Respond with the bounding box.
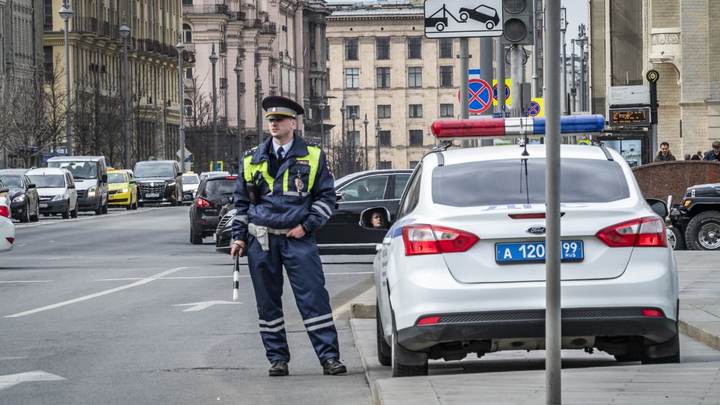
[52,194,66,201]
[121,188,129,193]
[12,194,25,203]
[87,186,97,198]
[167,181,176,187]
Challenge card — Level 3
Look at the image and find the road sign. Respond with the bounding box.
[176,148,192,162]
[492,78,512,107]
[457,78,493,114]
[527,98,544,117]
[424,0,503,38]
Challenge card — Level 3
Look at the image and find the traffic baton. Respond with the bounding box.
[232,255,240,301]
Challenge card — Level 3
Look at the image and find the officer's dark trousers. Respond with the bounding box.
[246,232,340,364]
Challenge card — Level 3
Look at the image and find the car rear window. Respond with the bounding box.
[204,178,236,197]
[432,158,630,207]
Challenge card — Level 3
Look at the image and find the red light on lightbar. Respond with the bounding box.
[431,119,505,138]
[416,316,441,326]
[509,213,546,219]
[641,308,664,318]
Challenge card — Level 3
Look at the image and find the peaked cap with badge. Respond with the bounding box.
[262,96,305,119]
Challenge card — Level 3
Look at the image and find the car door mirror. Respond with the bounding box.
[27,183,36,189]
[359,207,392,231]
[336,192,343,201]
[646,198,668,219]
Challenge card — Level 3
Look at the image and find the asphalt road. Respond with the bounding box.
[0,206,375,405]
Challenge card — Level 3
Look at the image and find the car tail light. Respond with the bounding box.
[596,216,667,248]
[416,316,441,326]
[402,224,479,256]
[6,237,14,244]
[641,308,665,318]
[509,213,546,219]
[195,197,210,208]
[0,206,9,218]
[226,176,238,181]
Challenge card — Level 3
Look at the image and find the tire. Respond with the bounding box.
[486,21,495,30]
[95,201,103,215]
[102,202,108,214]
[684,210,720,250]
[62,205,70,219]
[190,225,203,245]
[669,226,685,250]
[641,332,680,365]
[20,203,30,223]
[376,303,391,367]
[435,22,445,32]
[459,12,469,21]
[71,207,78,218]
[391,328,428,377]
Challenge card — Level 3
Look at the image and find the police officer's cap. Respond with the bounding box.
[262,96,304,120]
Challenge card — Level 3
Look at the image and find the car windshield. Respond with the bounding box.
[0,175,21,187]
[108,172,128,183]
[204,178,236,198]
[182,175,199,184]
[134,163,175,178]
[48,161,98,179]
[27,174,66,188]
[432,158,630,207]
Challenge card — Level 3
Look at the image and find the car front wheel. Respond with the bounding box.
[685,210,720,250]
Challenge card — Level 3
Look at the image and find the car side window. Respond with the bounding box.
[393,174,411,199]
[397,165,422,218]
[339,175,389,202]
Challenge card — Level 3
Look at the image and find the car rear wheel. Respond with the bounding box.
[391,328,428,377]
[190,226,203,245]
[376,304,391,366]
[485,21,495,30]
[685,211,720,250]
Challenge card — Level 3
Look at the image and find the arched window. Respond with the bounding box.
[184,99,193,117]
[183,24,192,43]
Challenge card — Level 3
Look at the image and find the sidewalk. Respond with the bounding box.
[349,251,720,405]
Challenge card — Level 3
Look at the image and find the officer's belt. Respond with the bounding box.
[248,223,292,251]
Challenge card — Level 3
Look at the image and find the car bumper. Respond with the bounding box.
[182,191,195,202]
[10,201,26,219]
[0,218,14,251]
[108,191,132,206]
[78,196,101,211]
[38,200,67,214]
[215,228,232,253]
[196,215,219,235]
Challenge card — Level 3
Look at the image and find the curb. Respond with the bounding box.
[351,302,377,319]
[679,319,720,352]
[349,319,380,405]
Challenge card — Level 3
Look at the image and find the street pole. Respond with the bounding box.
[480,38,493,117]
[495,37,506,116]
[234,55,244,155]
[510,45,523,117]
[561,7,568,115]
[460,38,469,119]
[545,1,562,403]
[319,101,326,149]
[375,119,381,169]
[177,39,186,172]
[120,24,130,168]
[577,24,587,112]
[59,2,74,155]
[210,44,219,169]
[363,114,369,170]
[570,39,576,114]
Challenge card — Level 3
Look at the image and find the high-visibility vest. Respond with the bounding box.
[243,146,321,193]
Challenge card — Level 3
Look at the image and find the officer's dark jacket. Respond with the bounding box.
[232,136,336,242]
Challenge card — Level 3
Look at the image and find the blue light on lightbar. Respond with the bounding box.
[532,115,605,134]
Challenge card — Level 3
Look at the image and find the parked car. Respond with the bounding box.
[0,191,15,252]
[107,169,138,210]
[181,172,201,203]
[0,169,40,222]
[133,160,183,206]
[189,175,237,244]
[366,144,679,377]
[315,169,412,254]
[669,182,720,250]
[26,168,78,219]
[47,156,108,215]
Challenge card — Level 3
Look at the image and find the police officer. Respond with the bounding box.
[230,96,346,377]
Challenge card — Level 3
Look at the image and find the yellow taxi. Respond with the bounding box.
[107,169,138,210]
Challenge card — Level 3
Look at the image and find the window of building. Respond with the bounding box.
[439,38,453,59]
[345,38,358,60]
[349,130,361,146]
[376,37,390,60]
[440,103,454,118]
[439,66,453,88]
[409,161,419,169]
[409,130,423,146]
[409,104,423,118]
[610,0,643,85]
[379,161,392,169]
[43,46,53,81]
[377,105,391,119]
[407,37,422,59]
[376,67,390,89]
[408,67,422,88]
[346,105,360,120]
[184,99,193,117]
[345,68,359,89]
[379,130,392,146]
[183,23,192,43]
[185,67,193,79]
[44,0,53,31]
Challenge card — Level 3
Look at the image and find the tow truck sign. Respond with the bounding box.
[424,0,503,38]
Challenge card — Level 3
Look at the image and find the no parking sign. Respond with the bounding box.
[457,78,492,114]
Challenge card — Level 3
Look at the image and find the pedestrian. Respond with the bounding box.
[703,141,720,161]
[230,95,346,377]
[691,151,702,161]
[654,142,676,162]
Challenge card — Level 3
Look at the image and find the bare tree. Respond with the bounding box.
[326,128,364,178]
[186,73,212,129]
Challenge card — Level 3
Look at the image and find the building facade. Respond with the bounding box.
[182,0,329,170]
[43,0,183,167]
[325,2,497,171]
[590,0,720,159]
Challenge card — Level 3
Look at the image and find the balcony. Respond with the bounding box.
[260,22,277,35]
[183,4,230,16]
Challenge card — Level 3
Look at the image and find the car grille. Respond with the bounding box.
[217,213,235,232]
[76,190,86,199]
[436,308,648,324]
[109,190,119,195]
[139,183,165,196]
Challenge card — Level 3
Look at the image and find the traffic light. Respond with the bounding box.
[502,0,534,45]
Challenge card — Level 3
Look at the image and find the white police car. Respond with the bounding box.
[0,191,15,252]
[363,143,679,377]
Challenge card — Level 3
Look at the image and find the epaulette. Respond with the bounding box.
[243,147,257,156]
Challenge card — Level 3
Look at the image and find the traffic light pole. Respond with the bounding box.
[510,45,523,117]
[480,38,493,117]
[495,37,506,115]
[460,38,469,119]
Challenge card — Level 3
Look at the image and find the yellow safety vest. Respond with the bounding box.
[243,146,321,193]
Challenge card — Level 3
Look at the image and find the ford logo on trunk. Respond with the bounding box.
[527,226,546,235]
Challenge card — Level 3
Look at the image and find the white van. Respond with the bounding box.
[26,168,79,219]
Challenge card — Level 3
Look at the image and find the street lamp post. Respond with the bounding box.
[560,7,568,115]
[318,101,327,149]
[255,52,263,145]
[351,113,357,150]
[210,44,219,169]
[363,114,369,170]
[119,24,131,168]
[375,119,381,169]
[176,39,186,172]
[234,55,244,155]
[59,2,74,155]
[340,104,346,151]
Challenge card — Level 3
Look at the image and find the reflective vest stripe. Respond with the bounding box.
[244,146,322,194]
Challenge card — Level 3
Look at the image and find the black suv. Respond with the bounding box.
[670,182,720,250]
[189,175,237,244]
[133,160,183,206]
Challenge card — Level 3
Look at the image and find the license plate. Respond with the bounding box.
[495,240,584,264]
[39,203,48,208]
[146,193,159,198]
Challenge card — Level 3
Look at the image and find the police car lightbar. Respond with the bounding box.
[431,115,606,139]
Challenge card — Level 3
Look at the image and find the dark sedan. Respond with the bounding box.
[189,175,237,244]
[0,169,40,223]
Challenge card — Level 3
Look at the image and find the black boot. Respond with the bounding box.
[322,358,347,375]
[268,361,289,377]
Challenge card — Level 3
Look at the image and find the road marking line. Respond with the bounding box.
[172,301,242,312]
[4,267,188,318]
[0,280,53,284]
[0,370,66,391]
